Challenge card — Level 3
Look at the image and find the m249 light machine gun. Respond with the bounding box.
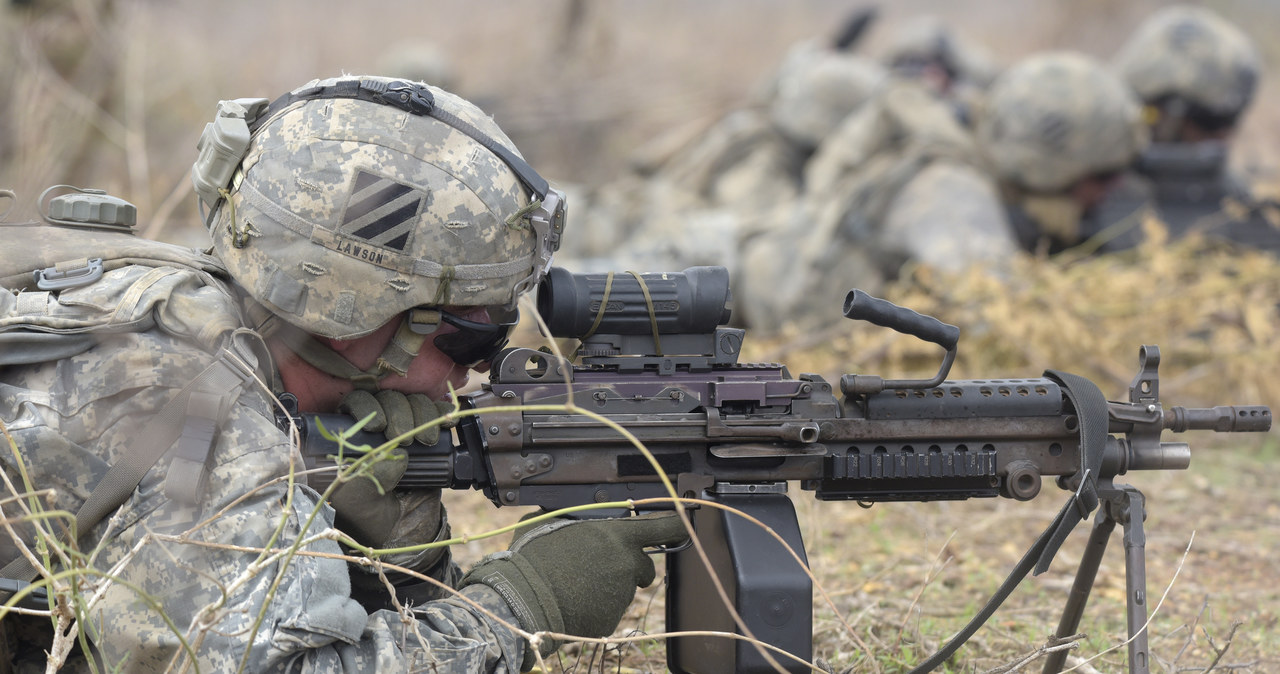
[288,266,1271,674]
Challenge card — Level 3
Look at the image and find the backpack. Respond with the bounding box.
[737,84,988,331]
[803,81,986,243]
[0,217,261,601]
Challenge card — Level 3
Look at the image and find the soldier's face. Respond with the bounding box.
[1070,171,1124,212]
[377,306,492,399]
[1178,120,1235,143]
[350,307,489,400]
[276,309,486,413]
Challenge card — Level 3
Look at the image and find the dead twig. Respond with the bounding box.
[1198,620,1243,674]
[981,632,1085,674]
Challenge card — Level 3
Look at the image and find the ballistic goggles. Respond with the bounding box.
[409,306,519,368]
[1149,95,1245,136]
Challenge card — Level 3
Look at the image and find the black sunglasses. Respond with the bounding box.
[410,307,518,367]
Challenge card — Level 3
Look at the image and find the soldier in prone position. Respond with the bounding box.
[0,76,686,672]
[737,51,1147,333]
[1095,4,1280,252]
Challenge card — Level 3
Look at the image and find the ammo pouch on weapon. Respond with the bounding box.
[0,220,260,606]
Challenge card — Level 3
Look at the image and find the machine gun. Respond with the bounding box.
[285,266,1271,674]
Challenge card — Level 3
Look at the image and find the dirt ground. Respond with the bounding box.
[442,424,1278,673]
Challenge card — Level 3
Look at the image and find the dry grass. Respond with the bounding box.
[749,221,1280,413]
[4,0,1279,230]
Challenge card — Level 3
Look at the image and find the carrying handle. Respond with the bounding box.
[839,290,961,396]
[843,289,960,351]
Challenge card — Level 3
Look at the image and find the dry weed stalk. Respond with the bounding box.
[749,228,1280,416]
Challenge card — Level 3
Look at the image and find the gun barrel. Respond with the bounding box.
[1125,441,1192,471]
[1166,406,1272,433]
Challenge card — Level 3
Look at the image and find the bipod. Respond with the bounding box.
[1043,482,1151,674]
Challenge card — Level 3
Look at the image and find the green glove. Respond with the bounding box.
[459,512,689,667]
[328,390,451,547]
[336,389,452,446]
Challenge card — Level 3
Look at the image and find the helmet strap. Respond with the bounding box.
[376,317,429,379]
[265,315,426,392]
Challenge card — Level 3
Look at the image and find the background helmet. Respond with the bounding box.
[1114,5,1260,122]
[769,43,886,149]
[198,76,561,340]
[978,51,1147,192]
[880,15,999,89]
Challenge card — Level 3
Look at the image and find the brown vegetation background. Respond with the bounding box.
[3,0,1279,671]
[4,0,1280,233]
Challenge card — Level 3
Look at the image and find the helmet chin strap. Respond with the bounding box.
[247,300,426,392]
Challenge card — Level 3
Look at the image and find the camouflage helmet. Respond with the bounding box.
[194,76,563,340]
[978,52,1147,192]
[881,15,999,89]
[769,42,886,148]
[1114,5,1260,118]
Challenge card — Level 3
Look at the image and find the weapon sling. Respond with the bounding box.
[907,370,1109,673]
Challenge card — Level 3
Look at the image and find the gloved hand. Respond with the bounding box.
[327,390,451,548]
[336,389,453,446]
[459,512,689,667]
[327,390,459,610]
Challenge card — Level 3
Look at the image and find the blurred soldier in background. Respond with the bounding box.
[878,14,1000,127]
[981,52,1148,256]
[1095,4,1280,252]
[663,39,887,217]
[557,11,886,273]
[738,51,1147,332]
[738,78,982,331]
[616,42,886,271]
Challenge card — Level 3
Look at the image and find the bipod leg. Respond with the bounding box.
[1041,485,1150,674]
[1118,487,1150,674]
[1042,504,1118,674]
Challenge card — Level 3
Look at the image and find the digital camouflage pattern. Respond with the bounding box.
[768,41,886,150]
[880,15,999,90]
[1094,7,1280,253]
[559,42,884,276]
[978,51,1147,193]
[0,265,530,672]
[210,76,541,340]
[1114,4,1260,117]
[736,82,1002,332]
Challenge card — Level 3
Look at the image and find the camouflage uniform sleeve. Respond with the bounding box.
[1,330,528,673]
[878,160,1018,273]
